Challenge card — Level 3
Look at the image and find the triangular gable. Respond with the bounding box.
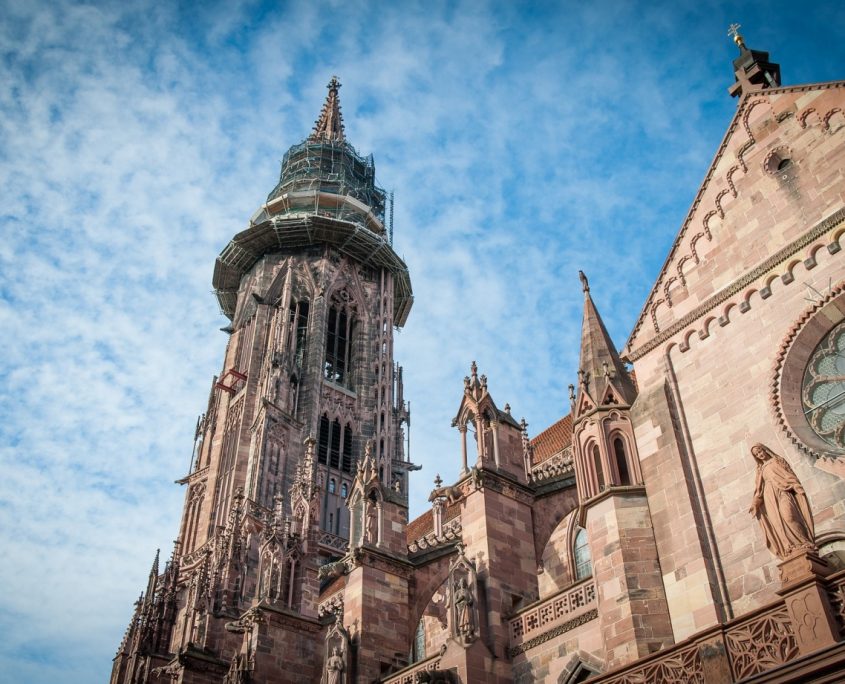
[626,80,845,357]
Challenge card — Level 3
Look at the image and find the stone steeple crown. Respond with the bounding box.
[575,272,636,415]
[309,76,346,142]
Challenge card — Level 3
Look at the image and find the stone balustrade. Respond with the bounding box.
[508,577,597,655]
[318,531,348,554]
[380,652,442,684]
[589,568,845,683]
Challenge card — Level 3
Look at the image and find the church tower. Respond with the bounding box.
[111,77,414,684]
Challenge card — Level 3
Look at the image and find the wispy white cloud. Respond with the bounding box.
[2,0,844,681]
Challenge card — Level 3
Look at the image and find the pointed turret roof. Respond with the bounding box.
[576,272,637,410]
[309,76,346,143]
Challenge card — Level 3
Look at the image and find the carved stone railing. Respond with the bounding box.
[724,604,798,679]
[380,652,442,684]
[318,531,348,554]
[589,570,845,684]
[508,578,597,655]
[408,516,462,554]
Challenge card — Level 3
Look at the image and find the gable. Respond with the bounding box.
[626,81,845,359]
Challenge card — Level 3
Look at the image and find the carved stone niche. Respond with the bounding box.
[321,614,350,684]
[446,544,480,647]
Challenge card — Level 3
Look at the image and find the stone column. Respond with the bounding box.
[459,425,468,474]
[490,420,501,469]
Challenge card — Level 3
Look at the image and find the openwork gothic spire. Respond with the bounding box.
[309,76,346,142]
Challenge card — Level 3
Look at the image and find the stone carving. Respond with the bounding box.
[748,444,815,559]
[598,640,704,684]
[321,614,350,684]
[428,484,462,505]
[325,647,345,684]
[446,544,479,646]
[725,606,798,680]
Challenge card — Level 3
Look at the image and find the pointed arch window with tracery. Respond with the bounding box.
[324,293,355,387]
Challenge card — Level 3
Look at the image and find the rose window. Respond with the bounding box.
[802,319,845,450]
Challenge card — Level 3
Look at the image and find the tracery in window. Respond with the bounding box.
[803,319,845,450]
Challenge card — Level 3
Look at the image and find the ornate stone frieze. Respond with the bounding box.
[407,517,462,554]
[724,606,798,680]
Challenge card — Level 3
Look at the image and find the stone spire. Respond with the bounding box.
[576,272,636,410]
[309,76,346,142]
[727,24,781,99]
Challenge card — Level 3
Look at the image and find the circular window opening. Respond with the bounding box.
[802,319,845,450]
[763,146,793,176]
[773,284,845,459]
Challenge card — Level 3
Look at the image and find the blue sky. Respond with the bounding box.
[1,0,844,681]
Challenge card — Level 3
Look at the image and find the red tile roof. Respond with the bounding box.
[406,500,461,544]
[530,414,572,464]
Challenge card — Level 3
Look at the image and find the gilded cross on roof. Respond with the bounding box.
[728,23,746,50]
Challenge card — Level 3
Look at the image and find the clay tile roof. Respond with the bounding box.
[530,414,572,464]
[405,501,462,544]
[406,509,433,543]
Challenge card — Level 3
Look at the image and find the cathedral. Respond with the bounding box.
[112,30,845,683]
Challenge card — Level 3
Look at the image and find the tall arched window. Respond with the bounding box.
[591,444,605,492]
[342,426,353,472]
[318,416,354,473]
[613,436,632,485]
[288,300,309,368]
[328,478,336,494]
[573,527,592,580]
[325,304,354,386]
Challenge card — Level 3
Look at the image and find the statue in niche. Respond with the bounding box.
[365,501,377,543]
[748,443,816,559]
[325,646,345,684]
[446,544,479,646]
[321,614,349,684]
[454,577,475,637]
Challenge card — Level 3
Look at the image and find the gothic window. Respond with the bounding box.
[803,319,845,450]
[328,478,336,494]
[573,527,592,580]
[288,300,310,368]
[591,444,605,492]
[613,436,632,485]
[325,304,354,386]
[342,427,353,472]
[318,416,354,473]
[341,483,348,498]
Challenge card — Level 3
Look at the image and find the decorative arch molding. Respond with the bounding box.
[771,280,845,461]
[629,208,845,361]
